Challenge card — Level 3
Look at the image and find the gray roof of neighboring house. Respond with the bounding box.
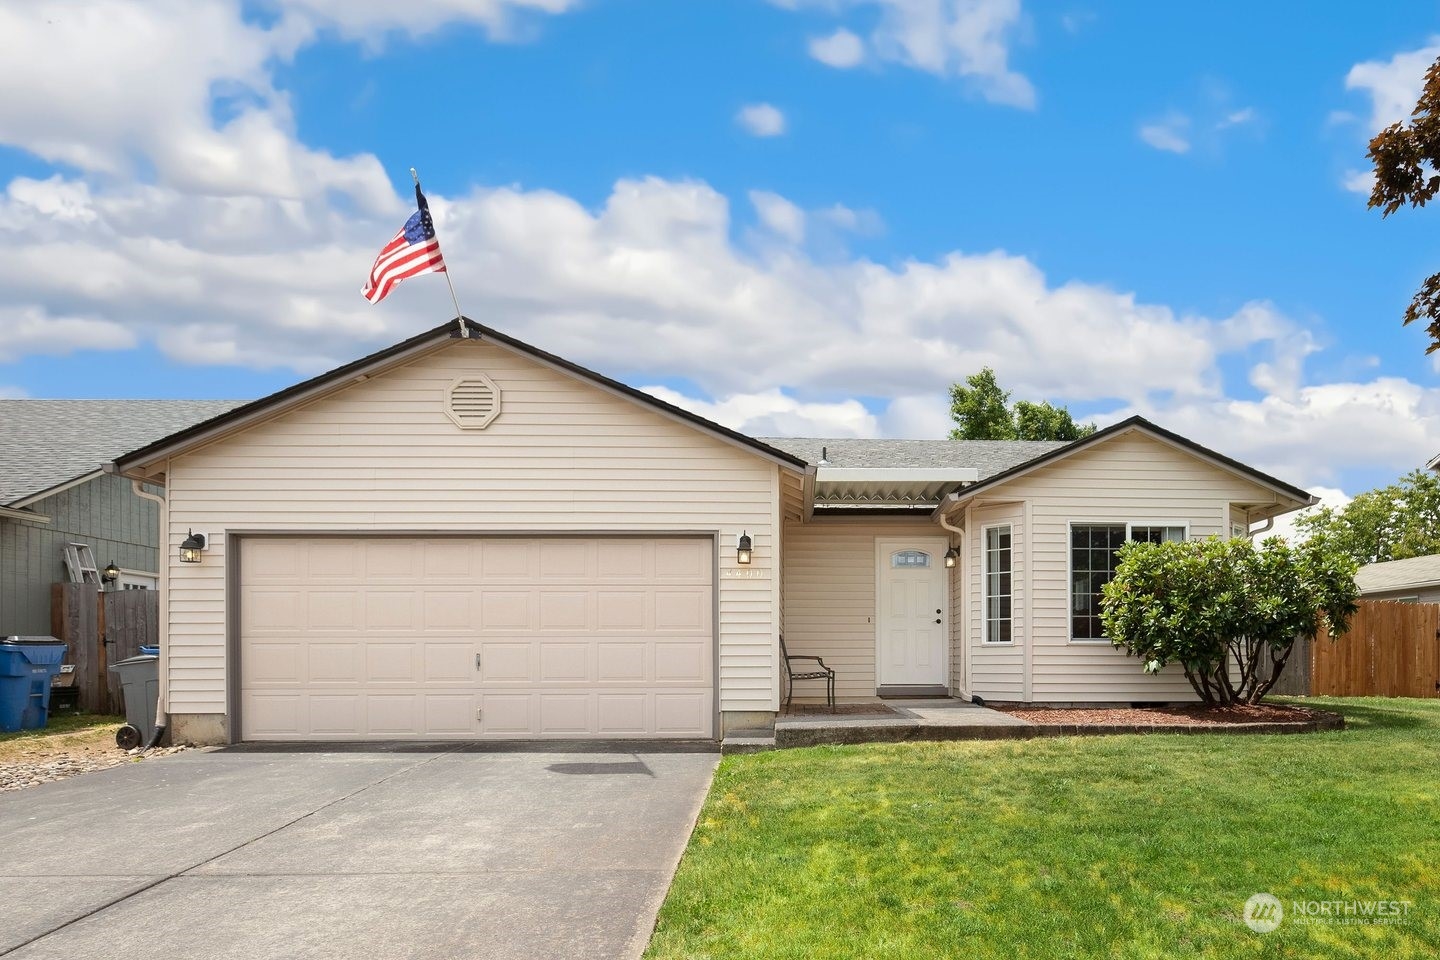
[0,399,244,505]
[1355,554,1440,594]
[757,437,1072,481]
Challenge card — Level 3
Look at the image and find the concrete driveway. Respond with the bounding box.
[0,742,718,959]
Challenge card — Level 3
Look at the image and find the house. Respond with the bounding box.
[1355,555,1440,603]
[0,400,239,636]
[108,318,1315,745]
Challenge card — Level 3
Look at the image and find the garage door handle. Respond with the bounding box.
[475,653,482,671]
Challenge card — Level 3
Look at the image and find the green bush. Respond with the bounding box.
[1100,536,1359,704]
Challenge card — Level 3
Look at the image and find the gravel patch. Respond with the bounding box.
[1,746,190,792]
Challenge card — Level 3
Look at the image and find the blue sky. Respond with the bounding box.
[1,0,1438,510]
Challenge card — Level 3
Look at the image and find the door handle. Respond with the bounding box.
[934,618,942,624]
[475,653,482,671]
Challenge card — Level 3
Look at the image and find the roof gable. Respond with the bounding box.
[933,416,1315,518]
[110,319,807,478]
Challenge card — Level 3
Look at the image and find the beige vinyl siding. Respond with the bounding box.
[982,430,1281,702]
[967,502,1025,700]
[164,339,784,718]
[781,516,943,702]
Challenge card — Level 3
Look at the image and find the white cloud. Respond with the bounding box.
[1342,169,1375,195]
[736,103,787,137]
[273,0,579,44]
[781,0,1035,108]
[750,190,806,243]
[1345,39,1440,132]
[808,28,866,68]
[0,307,136,362]
[1138,115,1191,154]
[643,386,879,438]
[0,386,28,399]
[1216,107,1256,129]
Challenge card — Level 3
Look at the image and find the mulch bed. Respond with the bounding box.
[994,703,1329,727]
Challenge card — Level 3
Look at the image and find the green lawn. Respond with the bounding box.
[647,698,1440,960]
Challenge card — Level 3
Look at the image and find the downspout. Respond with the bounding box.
[131,479,170,750]
[936,498,972,701]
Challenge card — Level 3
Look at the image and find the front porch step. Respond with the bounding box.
[720,733,777,754]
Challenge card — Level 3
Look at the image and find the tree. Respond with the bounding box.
[1366,54,1440,352]
[948,367,1097,441]
[1099,536,1358,705]
[1293,469,1440,567]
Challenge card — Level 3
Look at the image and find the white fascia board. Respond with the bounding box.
[816,467,979,483]
[0,504,50,523]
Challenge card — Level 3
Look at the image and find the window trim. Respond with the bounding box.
[981,523,1014,645]
[1067,521,1190,644]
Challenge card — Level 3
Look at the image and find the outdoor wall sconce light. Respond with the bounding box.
[944,546,959,568]
[736,531,753,565]
[101,562,120,584]
[179,530,207,564]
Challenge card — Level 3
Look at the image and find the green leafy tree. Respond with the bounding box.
[1100,536,1358,705]
[1293,470,1440,566]
[1365,54,1440,351]
[948,367,1097,441]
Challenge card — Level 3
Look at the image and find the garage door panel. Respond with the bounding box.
[308,642,361,683]
[240,537,714,740]
[481,540,535,580]
[479,591,532,631]
[366,694,420,735]
[244,590,303,632]
[481,643,533,682]
[596,643,646,682]
[539,642,589,682]
[307,541,362,581]
[654,589,709,631]
[310,695,360,736]
[596,592,647,631]
[538,591,591,630]
[364,591,419,631]
[423,643,474,683]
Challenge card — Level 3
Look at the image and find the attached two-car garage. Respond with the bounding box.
[237,536,715,740]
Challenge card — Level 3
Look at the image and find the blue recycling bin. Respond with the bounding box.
[139,645,159,657]
[0,637,68,732]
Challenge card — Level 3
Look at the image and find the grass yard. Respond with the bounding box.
[0,712,123,762]
[647,698,1440,960]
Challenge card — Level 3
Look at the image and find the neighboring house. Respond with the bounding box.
[1428,452,1440,473]
[0,400,240,636]
[109,319,1315,745]
[1355,555,1440,603]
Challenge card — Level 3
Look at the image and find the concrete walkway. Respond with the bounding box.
[770,698,1031,748]
[0,742,718,959]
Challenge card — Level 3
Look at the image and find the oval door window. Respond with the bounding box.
[891,550,931,568]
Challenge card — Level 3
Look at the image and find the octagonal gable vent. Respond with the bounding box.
[445,375,502,429]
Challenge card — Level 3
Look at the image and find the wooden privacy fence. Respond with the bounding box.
[50,584,159,714]
[1309,599,1440,698]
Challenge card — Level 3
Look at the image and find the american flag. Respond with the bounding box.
[362,184,447,304]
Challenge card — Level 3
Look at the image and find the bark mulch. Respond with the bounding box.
[994,702,1331,728]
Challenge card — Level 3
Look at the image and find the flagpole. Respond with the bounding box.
[411,167,469,339]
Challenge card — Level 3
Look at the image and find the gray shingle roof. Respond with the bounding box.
[0,399,244,505]
[756,437,1072,480]
[1355,554,1440,594]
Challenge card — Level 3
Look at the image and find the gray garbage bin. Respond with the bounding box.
[109,653,159,748]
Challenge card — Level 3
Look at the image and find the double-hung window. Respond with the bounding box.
[1070,523,1186,641]
[983,525,1012,643]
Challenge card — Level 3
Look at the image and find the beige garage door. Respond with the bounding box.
[239,537,714,740]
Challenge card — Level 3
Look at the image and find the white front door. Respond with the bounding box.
[875,538,949,688]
